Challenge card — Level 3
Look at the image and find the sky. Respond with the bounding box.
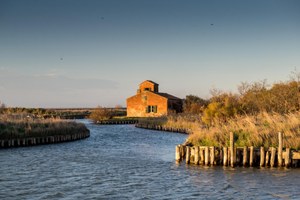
[0,0,300,108]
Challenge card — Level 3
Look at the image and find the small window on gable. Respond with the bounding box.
[144,88,150,91]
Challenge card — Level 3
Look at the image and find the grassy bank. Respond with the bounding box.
[0,114,89,140]
[137,114,201,134]
[137,112,300,149]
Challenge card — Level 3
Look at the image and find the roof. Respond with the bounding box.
[139,80,159,86]
[157,93,182,100]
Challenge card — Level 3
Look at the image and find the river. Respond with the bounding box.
[0,119,299,199]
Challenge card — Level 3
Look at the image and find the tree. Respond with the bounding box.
[89,106,113,122]
[183,95,208,114]
[202,92,239,126]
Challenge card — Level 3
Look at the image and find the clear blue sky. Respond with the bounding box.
[0,0,300,108]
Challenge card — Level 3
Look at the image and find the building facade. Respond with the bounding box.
[126,80,182,117]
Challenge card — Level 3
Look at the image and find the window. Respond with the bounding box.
[146,105,157,113]
[144,88,150,91]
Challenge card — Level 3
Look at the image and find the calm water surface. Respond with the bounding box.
[0,119,299,199]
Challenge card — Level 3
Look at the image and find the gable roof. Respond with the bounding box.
[157,93,182,100]
[139,80,159,86]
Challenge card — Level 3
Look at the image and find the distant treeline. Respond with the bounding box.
[0,107,90,119]
[0,106,126,119]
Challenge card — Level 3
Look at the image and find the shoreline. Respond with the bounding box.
[176,132,300,168]
[0,131,90,148]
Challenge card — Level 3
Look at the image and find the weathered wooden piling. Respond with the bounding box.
[200,147,204,165]
[180,145,185,159]
[194,146,199,165]
[265,150,270,167]
[223,147,228,166]
[191,147,195,164]
[219,148,223,165]
[210,146,215,165]
[230,132,234,167]
[278,132,283,167]
[260,147,265,167]
[205,146,209,166]
[285,148,291,168]
[175,131,299,168]
[270,147,276,167]
[243,146,248,167]
[249,146,254,167]
[186,146,191,164]
[175,145,181,162]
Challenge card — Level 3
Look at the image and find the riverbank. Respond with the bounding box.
[136,112,300,150]
[0,114,90,148]
[94,117,139,125]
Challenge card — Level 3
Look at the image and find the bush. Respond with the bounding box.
[202,93,239,126]
[183,95,208,114]
[89,106,113,122]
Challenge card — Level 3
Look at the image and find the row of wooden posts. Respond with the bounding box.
[135,123,189,134]
[97,120,138,125]
[0,132,90,148]
[176,132,300,168]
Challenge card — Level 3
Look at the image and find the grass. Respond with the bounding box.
[138,114,201,133]
[137,112,300,149]
[0,114,89,140]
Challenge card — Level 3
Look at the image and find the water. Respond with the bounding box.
[0,119,299,199]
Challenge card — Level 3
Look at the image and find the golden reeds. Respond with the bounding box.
[0,114,89,139]
[138,112,300,149]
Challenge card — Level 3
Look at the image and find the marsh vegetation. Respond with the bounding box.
[138,73,300,149]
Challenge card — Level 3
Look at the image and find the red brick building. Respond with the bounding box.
[126,80,183,117]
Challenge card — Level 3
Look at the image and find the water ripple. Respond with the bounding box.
[0,120,299,199]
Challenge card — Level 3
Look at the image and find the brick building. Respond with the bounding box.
[126,80,183,117]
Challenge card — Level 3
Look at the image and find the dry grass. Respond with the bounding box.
[188,112,300,149]
[138,114,202,133]
[138,112,300,149]
[0,114,89,139]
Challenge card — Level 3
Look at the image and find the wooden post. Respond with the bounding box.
[230,132,234,167]
[243,146,248,167]
[186,146,190,164]
[191,147,195,164]
[278,132,283,167]
[234,147,237,166]
[180,145,185,160]
[249,146,254,167]
[194,146,199,165]
[200,147,204,165]
[270,147,276,167]
[175,145,181,162]
[205,146,209,166]
[219,147,223,165]
[223,147,228,166]
[260,147,265,167]
[285,148,291,168]
[265,149,270,167]
[210,146,215,165]
[236,147,240,165]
